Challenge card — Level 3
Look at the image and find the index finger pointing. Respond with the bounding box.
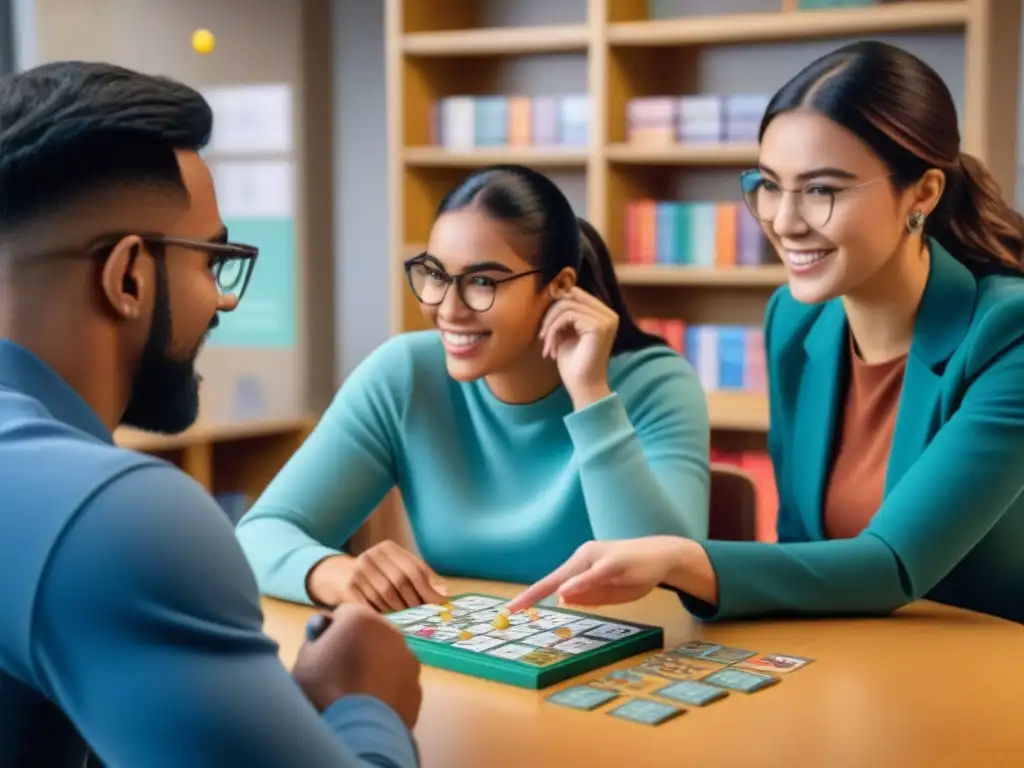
[506,555,591,613]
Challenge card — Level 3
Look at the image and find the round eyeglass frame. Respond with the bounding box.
[403,254,542,313]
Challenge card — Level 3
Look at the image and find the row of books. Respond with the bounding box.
[430,95,589,150]
[625,200,773,268]
[628,94,770,145]
[639,319,767,395]
[711,449,778,543]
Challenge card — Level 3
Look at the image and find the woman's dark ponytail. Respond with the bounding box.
[576,217,666,354]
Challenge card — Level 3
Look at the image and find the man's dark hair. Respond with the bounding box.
[0,60,213,233]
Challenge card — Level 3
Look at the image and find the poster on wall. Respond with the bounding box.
[202,83,293,154]
[207,160,297,349]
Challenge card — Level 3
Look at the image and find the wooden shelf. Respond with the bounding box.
[403,24,590,56]
[606,143,759,166]
[606,3,969,47]
[708,392,769,432]
[617,265,787,287]
[387,0,1018,442]
[114,417,315,453]
[403,146,590,168]
[115,417,315,500]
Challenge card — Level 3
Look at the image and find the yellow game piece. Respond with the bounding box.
[441,602,454,611]
[492,614,510,630]
[458,630,472,640]
[554,627,573,639]
[440,612,452,623]
[191,28,216,54]
[526,608,540,620]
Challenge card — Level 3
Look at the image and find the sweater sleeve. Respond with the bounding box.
[563,352,710,540]
[236,337,411,603]
[33,465,419,768]
[679,336,1024,620]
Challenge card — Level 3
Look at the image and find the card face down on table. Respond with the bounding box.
[384,593,664,689]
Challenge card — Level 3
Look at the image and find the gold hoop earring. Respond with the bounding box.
[906,210,926,234]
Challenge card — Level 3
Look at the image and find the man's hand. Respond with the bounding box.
[292,604,423,730]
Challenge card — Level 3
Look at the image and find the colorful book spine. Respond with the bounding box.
[677,95,723,143]
[637,320,767,397]
[623,200,773,267]
[626,97,676,144]
[626,93,770,145]
[432,95,589,149]
[723,94,770,143]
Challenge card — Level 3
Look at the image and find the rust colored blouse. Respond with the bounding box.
[822,339,908,539]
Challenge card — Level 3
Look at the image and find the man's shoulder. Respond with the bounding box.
[0,412,188,681]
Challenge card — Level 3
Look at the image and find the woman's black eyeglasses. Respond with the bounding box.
[404,254,540,313]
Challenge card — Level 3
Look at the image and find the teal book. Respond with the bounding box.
[656,202,678,264]
[689,203,718,267]
[675,203,693,266]
[474,96,509,146]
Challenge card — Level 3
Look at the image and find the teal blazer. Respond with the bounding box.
[683,239,1024,623]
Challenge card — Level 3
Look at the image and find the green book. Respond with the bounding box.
[385,593,664,690]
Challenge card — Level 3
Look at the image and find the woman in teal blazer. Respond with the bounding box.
[510,41,1024,624]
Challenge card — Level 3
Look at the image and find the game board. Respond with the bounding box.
[385,593,663,689]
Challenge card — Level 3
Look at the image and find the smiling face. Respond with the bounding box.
[416,208,569,382]
[755,109,935,304]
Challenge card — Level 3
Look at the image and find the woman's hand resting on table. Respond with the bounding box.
[307,540,448,611]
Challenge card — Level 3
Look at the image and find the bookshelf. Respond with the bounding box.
[385,0,1020,451]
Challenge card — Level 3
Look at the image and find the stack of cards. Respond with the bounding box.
[544,641,814,726]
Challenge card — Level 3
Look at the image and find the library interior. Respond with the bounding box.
[4,0,1024,766]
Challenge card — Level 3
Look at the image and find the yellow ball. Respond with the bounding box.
[192,28,215,54]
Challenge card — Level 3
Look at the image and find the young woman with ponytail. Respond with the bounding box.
[510,41,1024,625]
[237,164,710,609]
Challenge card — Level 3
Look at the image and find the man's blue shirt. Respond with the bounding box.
[0,340,418,767]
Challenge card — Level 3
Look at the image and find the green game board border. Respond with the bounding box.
[397,593,665,690]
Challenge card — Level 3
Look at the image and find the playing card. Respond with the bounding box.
[635,653,720,681]
[702,668,778,693]
[518,649,568,667]
[591,668,666,694]
[653,680,728,706]
[546,684,620,711]
[583,622,642,641]
[607,698,685,725]
[452,635,505,652]
[700,645,757,665]
[735,653,815,674]
[669,640,721,658]
[553,636,608,654]
[486,642,536,660]
[384,607,436,625]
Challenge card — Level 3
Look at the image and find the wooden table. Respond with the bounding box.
[263,578,1024,767]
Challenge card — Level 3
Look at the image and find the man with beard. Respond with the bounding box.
[0,62,422,766]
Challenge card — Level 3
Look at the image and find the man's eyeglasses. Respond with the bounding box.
[91,234,259,302]
[404,254,540,313]
[739,169,892,229]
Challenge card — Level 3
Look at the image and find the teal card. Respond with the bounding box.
[208,217,296,348]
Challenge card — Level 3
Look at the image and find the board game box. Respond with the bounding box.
[385,593,664,689]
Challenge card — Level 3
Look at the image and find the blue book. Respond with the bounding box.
[656,202,678,264]
[716,326,747,390]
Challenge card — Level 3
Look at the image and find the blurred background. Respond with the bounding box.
[4,0,1018,541]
